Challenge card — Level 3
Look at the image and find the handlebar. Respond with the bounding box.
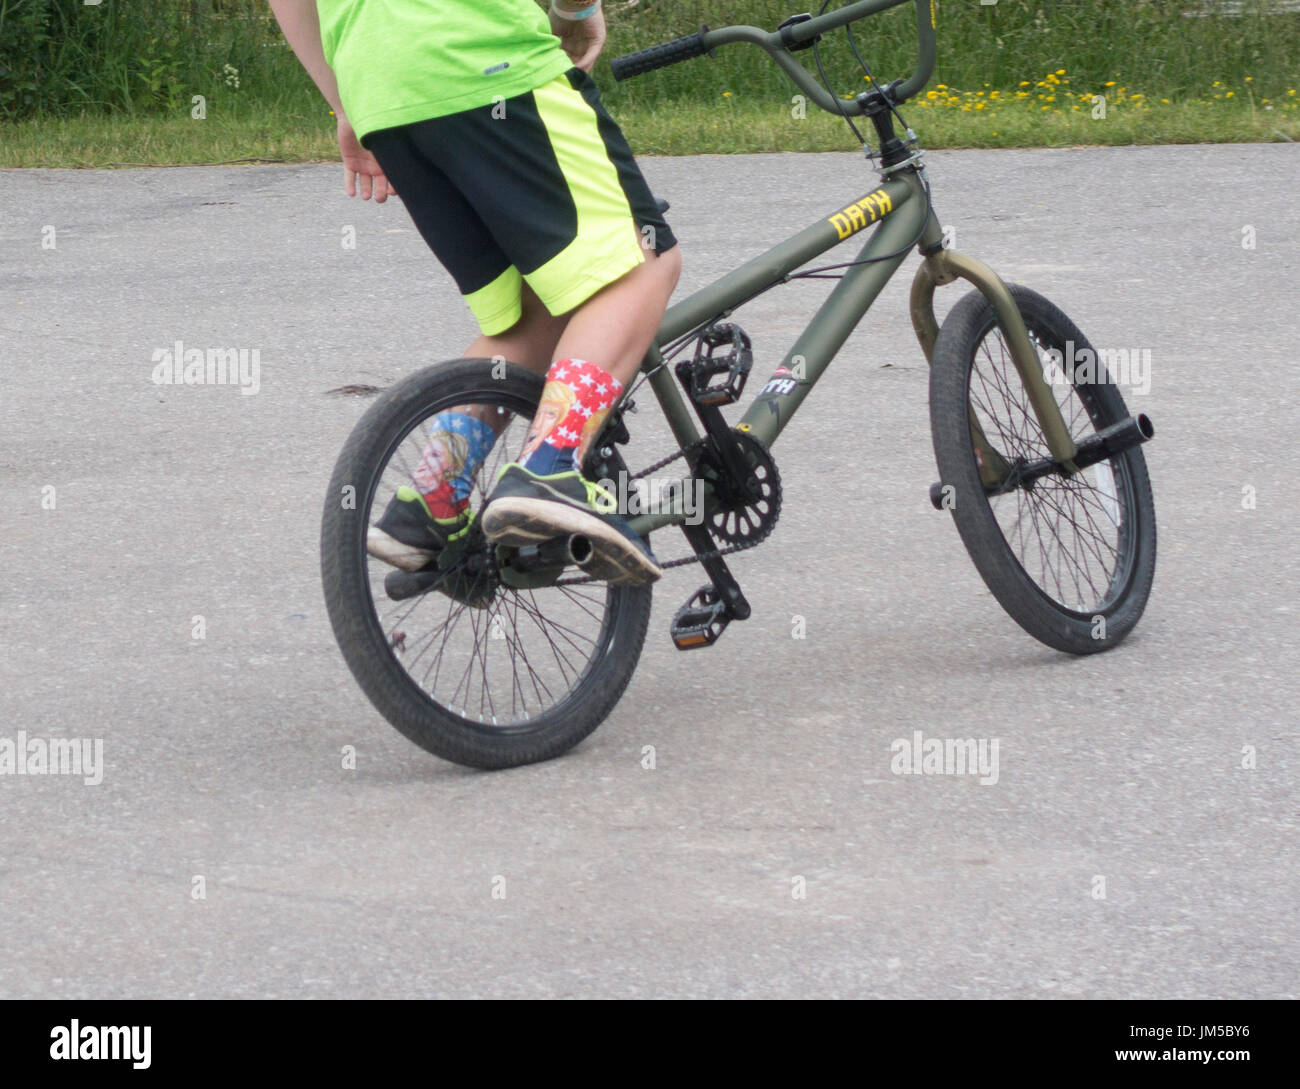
[610,0,937,115]
[609,28,715,81]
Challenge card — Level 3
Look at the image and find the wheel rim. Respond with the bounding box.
[967,321,1140,615]
[361,388,622,732]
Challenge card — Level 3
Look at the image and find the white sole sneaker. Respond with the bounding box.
[365,526,436,572]
[482,498,660,585]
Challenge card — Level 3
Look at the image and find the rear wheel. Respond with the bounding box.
[321,357,652,769]
[930,286,1156,653]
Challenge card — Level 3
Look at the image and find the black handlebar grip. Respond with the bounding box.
[610,27,712,82]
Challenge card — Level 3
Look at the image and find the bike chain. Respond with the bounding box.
[553,434,781,586]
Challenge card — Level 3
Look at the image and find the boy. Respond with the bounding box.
[269,0,681,584]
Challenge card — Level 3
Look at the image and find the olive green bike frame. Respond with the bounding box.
[618,0,1079,539]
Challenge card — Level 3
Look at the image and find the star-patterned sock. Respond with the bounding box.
[520,358,622,477]
[411,411,496,520]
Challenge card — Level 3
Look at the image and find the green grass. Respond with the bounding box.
[2,0,1298,166]
[598,1,1300,110]
[619,93,1300,155]
[3,94,1295,169]
[0,103,337,168]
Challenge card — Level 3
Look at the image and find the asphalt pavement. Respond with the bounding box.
[1,143,1296,998]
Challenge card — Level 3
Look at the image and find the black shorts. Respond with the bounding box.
[365,68,677,335]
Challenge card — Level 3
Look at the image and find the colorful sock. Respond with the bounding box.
[412,411,496,520]
[520,359,622,477]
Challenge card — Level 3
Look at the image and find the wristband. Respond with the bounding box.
[551,1,601,20]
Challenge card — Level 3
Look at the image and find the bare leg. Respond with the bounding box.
[467,282,568,377]
[478,248,682,583]
[463,248,681,442]
[456,283,569,435]
[551,247,682,387]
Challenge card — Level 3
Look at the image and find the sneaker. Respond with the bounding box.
[366,486,471,572]
[481,463,661,585]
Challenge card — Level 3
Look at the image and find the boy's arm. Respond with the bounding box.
[550,1,607,73]
[268,0,344,114]
[267,0,395,202]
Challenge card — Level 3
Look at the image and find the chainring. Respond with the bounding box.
[694,430,782,547]
[550,428,781,585]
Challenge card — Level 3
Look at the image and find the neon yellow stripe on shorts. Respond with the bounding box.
[464,265,523,337]
[526,76,647,317]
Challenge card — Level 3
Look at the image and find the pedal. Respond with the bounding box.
[676,323,753,408]
[670,585,732,650]
[384,565,444,602]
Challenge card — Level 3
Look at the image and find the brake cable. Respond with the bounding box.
[786,0,933,280]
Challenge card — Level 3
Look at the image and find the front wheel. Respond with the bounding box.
[929,286,1156,654]
[320,357,652,769]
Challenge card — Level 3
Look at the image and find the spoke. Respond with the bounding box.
[375,569,441,630]
[968,321,1138,612]
[1023,485,1068,604]
[361,396,614,728]
[555,583,609,626]
[1034,488,1091,608]
[501,592,556,709]
[514,590,594,674]
[387,436,420,492]
[468,602,495,722]
[405,581,473,678]
[513,592,599,651]
[515,595,581,689]
[496,596,528,718]
[1041,478,1120,566]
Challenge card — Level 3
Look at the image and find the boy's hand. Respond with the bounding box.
[550,9,606,73]
[338,116,396,202]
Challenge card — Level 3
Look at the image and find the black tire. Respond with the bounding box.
[320,357,652,769]
[930,286,1156,654]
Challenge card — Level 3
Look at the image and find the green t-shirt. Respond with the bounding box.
[316,0,574,141]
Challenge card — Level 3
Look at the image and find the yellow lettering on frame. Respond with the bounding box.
[830,190,895,239]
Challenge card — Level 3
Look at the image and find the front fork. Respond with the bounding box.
[909,188,1079,485]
